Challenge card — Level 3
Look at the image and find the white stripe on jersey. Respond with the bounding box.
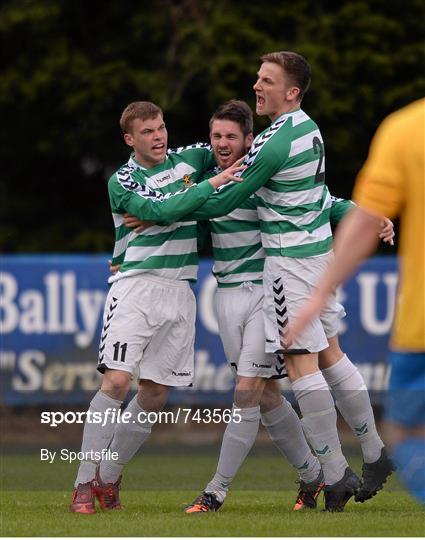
[108,265,199,284]
[289,129,322,157]
[271,159,323,182]
[125,237,197,261]
[261,222,332,249]
[258,207,328,226]
[256,184,325,207]
[211,207,258,222]
[257,190,332,224]
[112,213,124,227]
[112,231,137,258]
[291,109,311,127]
[147,162,196,190]
[213,249,265,273]
[211,228,260,249]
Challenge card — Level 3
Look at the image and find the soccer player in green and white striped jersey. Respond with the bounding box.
[227,53,361,510]
[212,52,380,510]
[70,101,245,514]
[182,99,393,513]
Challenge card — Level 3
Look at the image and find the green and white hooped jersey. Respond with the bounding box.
[208,164,354,288]
[251,108,333,258]
[108,145,214,283]
[210,198,265,288]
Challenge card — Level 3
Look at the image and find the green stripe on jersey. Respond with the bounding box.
[264,237,333,258]
[120,252,199,281]
[128,223,196,247]
[212,241,264,263]
[259,207,331,235]
[218,279,263,288]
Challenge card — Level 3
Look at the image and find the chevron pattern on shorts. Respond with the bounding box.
[98,296,118,363]
[273,277,289,351]
[274,352,288,377]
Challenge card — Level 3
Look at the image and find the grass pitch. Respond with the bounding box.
[1,447,424,537]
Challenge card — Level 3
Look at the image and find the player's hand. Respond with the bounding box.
[123,213,156,233]
[108,259,121,275]
[208,157,247,189]
[379,217,394,245]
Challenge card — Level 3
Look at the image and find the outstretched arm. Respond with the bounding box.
[329,192,394,245]
[110,159,245,223]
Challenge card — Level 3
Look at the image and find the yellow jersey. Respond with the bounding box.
[353,98,425,351]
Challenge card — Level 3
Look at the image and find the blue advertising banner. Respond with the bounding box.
[1,255,397,405]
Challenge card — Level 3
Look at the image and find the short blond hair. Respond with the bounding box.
[120,101,163,133]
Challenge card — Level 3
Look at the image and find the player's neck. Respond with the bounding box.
[269,102,301,122]
[133,152,166,169]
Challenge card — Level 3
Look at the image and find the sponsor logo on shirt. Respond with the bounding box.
[183,174,193,188]
[157,174,171,183]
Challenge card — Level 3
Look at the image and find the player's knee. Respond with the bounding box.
[100,369,131,400]
[318,335,344,369]
[260,380,283,412]
[138,379,169,412]
[234,376,265,408]
[285,354,318,382]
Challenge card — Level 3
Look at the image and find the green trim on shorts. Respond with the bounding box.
[217,279,263,289]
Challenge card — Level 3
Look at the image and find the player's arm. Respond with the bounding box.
[329,191,394,244]
[329,192,355,226]
[180,144,284,220]
[169,143,216,179]
[109,161,243,223]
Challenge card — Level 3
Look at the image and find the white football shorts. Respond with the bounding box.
[263,253,345,354]
[97,273,195,386]
[215,283,286,379]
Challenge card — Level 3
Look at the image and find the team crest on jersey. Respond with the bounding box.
[183,174,193,188]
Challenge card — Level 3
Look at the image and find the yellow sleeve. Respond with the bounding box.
[353,114,405,219]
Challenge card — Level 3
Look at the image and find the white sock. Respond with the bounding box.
[261,399,322,483]
[322,354,384,463]
[205,405,260,502]
[292,371,348,486]
[74,391,122,487]
[98,395,155,484]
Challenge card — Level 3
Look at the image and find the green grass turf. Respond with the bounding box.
[1,449,424,537]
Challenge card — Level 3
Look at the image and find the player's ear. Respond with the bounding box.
[123,132,134,148]
[286,86,301,102]
[245,133,254,148]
